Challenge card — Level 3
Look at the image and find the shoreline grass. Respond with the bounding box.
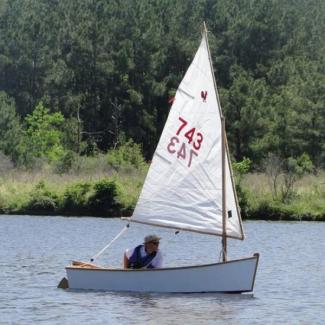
[243,172,325,220]
[0,169,324,221]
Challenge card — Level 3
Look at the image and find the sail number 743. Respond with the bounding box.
[167,117,204,167]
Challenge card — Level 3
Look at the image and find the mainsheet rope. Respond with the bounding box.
[90,224,130,262]
[219,246,226,262]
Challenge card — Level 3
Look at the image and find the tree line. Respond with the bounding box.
[0,0,324,171]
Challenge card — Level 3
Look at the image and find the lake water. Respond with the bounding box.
[0,215,324,324]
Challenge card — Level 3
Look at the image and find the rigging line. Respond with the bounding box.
[90,224,130,262]
[218,246,226,263]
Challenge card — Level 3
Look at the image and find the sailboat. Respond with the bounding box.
[63,23,259,293]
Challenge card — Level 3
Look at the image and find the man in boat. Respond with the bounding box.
[123,234,163,269]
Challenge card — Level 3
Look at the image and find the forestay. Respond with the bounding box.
[131,32,244,240]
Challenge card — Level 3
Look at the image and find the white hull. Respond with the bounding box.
[66,254,259,293]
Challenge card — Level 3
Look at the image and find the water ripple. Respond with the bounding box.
[0,215,324,324]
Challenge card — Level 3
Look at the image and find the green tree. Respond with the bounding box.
[222,66,269,162]
[232,157,251,216]
[19,102,65,166]
[257,56,325,165]
[107,139,146,171]
[0,91,22,163]
[281,153,314,202]
[0,0,324,168]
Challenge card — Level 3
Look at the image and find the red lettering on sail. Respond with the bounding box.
[177,143,186,160]
[166,116,204,167]
[176,117,187,135]
[188,149,198,168]
[167,136,179,154]
[193,132,203,150]
[184,128,196,144]
[201,91,208,102]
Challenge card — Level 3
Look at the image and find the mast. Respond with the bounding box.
[221,117,227,262]
[203,22,227,262]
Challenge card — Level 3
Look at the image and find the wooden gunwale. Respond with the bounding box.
[66,254,259,272]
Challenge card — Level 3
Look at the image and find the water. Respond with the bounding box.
[0,215,324,324]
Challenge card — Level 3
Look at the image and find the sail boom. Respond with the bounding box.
[128,219,244,240]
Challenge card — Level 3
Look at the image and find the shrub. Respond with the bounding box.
[19,102,65,168]
[0,151,14,172]
[25,180,60,213]
[107,139,146,171]
[87,179,122,216]
[54,150,77,174]
[232,158,251,216]
[69,153,110,175]
[281,153,313,202]
[61,182,92,214]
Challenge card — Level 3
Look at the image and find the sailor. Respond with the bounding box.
[123,234,163,269]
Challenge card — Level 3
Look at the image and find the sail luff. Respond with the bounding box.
[221,116,227,261]
[203,22,244,241]
[203,22,228,259]
[202,22,224,120]
[224,133,245,240]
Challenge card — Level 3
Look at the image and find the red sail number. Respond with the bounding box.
[176,117,188,136]
[167,136,179,154]
[166,117,204,168]
[193,132,203,150]
[177,117,204,151]
[167,136,198,168]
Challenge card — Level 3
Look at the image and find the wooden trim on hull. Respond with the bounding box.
[66,254,259,272]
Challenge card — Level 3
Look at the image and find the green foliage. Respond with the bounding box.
[233,158,251,217]
[232,157,251,179]
[281,153,314,201]
[25,180,59,213]
[262,152,314,202]
[88,179,122,216]
[263,153,283,199]
[0,168,324,219]
[286,153,314,178]
[243,170,325,220]
[0,91,23,163]
[60,117,82,153]
[19,102,65,167]
[53,150,77,174]
[107,139,146,171]
[61,182,92,214]
[67,154,109,175]
[0,0,324,169]
[222,65,270,162]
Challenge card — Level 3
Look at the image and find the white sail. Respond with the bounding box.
[131,32,244,240]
